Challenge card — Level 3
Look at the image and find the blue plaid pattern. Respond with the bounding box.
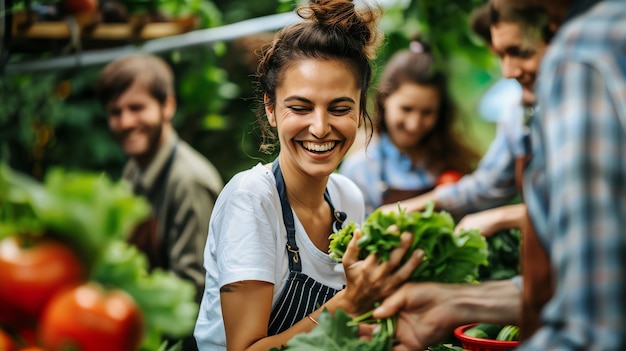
[521,1,626,349]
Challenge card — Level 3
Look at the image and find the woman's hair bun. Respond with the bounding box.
[297,0,382,60]
[303,0,356,28]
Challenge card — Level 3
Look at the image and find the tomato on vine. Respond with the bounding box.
[0,235,86,325]
[39,283,144,351]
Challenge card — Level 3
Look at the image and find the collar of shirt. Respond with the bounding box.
[379,133,414,172]
[124,131,179,195]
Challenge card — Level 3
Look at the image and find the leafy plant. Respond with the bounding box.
[330,203,489,284]
[478,228,521,281]
[315,203,489,348]
[270,309,389,351]
[0,163,199,350]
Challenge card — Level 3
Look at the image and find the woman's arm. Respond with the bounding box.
[454,203,526,237]
[220,230,424,351]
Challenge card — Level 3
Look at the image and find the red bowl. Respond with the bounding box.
[454,323,520,351]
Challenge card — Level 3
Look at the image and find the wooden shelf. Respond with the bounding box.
[11,11,198,42]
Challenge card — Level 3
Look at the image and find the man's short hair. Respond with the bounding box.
[470,3,492,45]
[95,54,174,106]
[489,0,554,44]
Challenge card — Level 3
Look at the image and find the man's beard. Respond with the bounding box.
[115,113,165,167]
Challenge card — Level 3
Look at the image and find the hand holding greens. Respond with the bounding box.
[278,203,489,350]
[330,203,489,284]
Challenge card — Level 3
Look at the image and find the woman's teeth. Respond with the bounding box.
[301,141,336,152]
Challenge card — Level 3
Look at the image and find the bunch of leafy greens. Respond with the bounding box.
[277,204,488,350]
[330,203,488,284]
[0,163,199,350]
[478,228,521,281]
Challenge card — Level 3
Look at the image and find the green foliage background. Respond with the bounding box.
[0,0,501,183]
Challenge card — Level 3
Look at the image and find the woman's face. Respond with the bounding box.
[383,82,440,153]
[266,59,362,179]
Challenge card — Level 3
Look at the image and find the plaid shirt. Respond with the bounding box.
[435,103,527,218]
[521,1,626,349]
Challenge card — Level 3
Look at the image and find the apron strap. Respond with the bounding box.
[272,160,302,272]
[272,160,346,273]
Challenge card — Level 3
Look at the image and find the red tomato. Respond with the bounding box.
[39,283,144,351]
[0,236,86,324]
[436,170,464,186]
[0,329,16,351]
[17,348,46,351]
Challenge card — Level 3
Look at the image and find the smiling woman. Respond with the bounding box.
[266,59,361,178]
[339,46,481,214]
[192,1,424,350]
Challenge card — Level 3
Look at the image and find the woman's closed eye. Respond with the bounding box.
[330,106,353,116]
[287,105,353,116]
[288,105,312,114]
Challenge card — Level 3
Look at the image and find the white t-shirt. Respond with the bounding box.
[194,163,365,350]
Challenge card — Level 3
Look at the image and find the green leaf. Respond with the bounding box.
[91,241,199,341]
[323,203,489,348]
[330,204,488,285]
[0,164,197,349]
[275,309,390,351]
[0,163,151,265]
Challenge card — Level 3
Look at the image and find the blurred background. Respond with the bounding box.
[0,0,509,183]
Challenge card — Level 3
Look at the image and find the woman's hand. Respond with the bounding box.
[455,204,526,237]
[340,229,424,315]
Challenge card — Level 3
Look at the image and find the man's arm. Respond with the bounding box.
[380,114,522,218]
[368,280,521,350]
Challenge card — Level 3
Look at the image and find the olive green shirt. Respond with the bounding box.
[122,131,223,302]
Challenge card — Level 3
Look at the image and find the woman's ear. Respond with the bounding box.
[264,94,276,127]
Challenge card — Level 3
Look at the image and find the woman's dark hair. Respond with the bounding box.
[374,46,481,175]
[95,54,174,106]
[254,0,383,154]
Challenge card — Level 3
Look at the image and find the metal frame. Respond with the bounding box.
[3,11,300,74]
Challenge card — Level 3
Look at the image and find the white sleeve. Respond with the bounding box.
[211,187,279,288]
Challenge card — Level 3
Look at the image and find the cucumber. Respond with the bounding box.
[464,323,502,339]
[496,325,520,341]
[463,327,489,338]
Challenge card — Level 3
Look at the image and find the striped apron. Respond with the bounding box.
[267,160,346,335]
